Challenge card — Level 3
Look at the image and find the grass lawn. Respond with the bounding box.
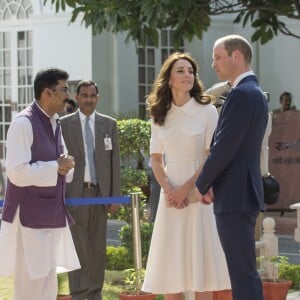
[0,271,125,300]
[0,276,13,299]
[1,274,298,299]
[0,271,162,300]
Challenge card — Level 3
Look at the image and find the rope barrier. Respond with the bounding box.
[65,196,130,206]
[0,196,131,208]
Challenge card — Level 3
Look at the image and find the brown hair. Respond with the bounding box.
[216,35,252,64]
[147,52,212,126]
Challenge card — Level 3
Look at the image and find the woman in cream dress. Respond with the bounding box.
[142,52,231,300]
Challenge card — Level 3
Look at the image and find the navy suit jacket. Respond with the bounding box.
[196,75,268,214]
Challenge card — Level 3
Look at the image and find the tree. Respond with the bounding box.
[47,0,300,46]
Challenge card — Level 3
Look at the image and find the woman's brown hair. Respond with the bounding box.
[147,52,212,126]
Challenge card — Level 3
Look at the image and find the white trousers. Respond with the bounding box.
[14,224,58,300]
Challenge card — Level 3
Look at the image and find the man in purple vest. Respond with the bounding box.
[0,67,80,300]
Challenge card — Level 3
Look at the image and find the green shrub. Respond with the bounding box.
[279,263,300,289]
[108,118,151,223]
[257,255,289,281]
[120,167,148,196]
[109,193,148,223]
[123,268,146,294]
[106,246,133,270]
[57,272,69,295]
[119,222,154,267]
[257,255,300,289]
[117,119,150,169]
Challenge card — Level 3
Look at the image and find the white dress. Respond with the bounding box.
[142,98,231,294]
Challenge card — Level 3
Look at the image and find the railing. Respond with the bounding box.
[290,203,300,243]
[256,217,278,256]
[130,192,143,293]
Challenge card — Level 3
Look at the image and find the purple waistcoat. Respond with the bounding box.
[3,102,74,228]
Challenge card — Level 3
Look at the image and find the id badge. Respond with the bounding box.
[104,135,112,150]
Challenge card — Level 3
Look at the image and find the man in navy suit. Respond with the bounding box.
[196,35,268,300]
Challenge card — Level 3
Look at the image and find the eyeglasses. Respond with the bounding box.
[52,87,70,94]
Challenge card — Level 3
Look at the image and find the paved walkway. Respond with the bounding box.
[107,219,126,246]
[279,234,300,264]
[287,290,300,299]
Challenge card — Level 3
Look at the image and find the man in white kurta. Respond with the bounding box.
[0,68,80,300]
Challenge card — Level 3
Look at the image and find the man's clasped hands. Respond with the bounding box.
[57,154,75,176]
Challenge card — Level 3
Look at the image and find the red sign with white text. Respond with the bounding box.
[268,111,300,210]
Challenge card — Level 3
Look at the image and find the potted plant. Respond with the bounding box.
[57,272,72,300]
[119,268,156,300]
[257,255,293,300]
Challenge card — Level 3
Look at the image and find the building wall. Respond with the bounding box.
[31,12,92,83]
[92,32,138,117]
[257,19,300,109]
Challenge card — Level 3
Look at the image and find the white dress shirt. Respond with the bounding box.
[79,110,96,183]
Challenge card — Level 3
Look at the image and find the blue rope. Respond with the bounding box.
[0,196,131,208]
[65,196,130,206]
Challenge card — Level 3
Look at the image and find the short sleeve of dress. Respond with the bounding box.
[205,105,218,150]
[150,122,163,154]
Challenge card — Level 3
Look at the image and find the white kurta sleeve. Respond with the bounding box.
[6,117,59,187]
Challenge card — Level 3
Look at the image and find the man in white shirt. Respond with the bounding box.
[0,67,80,300]
[60,80,121,300]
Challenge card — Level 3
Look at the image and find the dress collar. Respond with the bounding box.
[171,97,201,116]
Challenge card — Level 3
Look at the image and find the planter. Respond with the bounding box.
[262,280,293,300]
[57,295,72,300]
[213,289,232,300]
[119,292,156,300]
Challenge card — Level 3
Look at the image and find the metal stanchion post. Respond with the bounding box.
[130,192,143,293]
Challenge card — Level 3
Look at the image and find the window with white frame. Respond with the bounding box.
[0,0,33,20]
[138,29,184,119]
[0,0,33,161]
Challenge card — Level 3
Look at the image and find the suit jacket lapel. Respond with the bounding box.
[94,113,106,151]
[72,112,85,156]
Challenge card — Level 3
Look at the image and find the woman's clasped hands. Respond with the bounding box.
[165,183,190,209]
[166,184,214,208]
